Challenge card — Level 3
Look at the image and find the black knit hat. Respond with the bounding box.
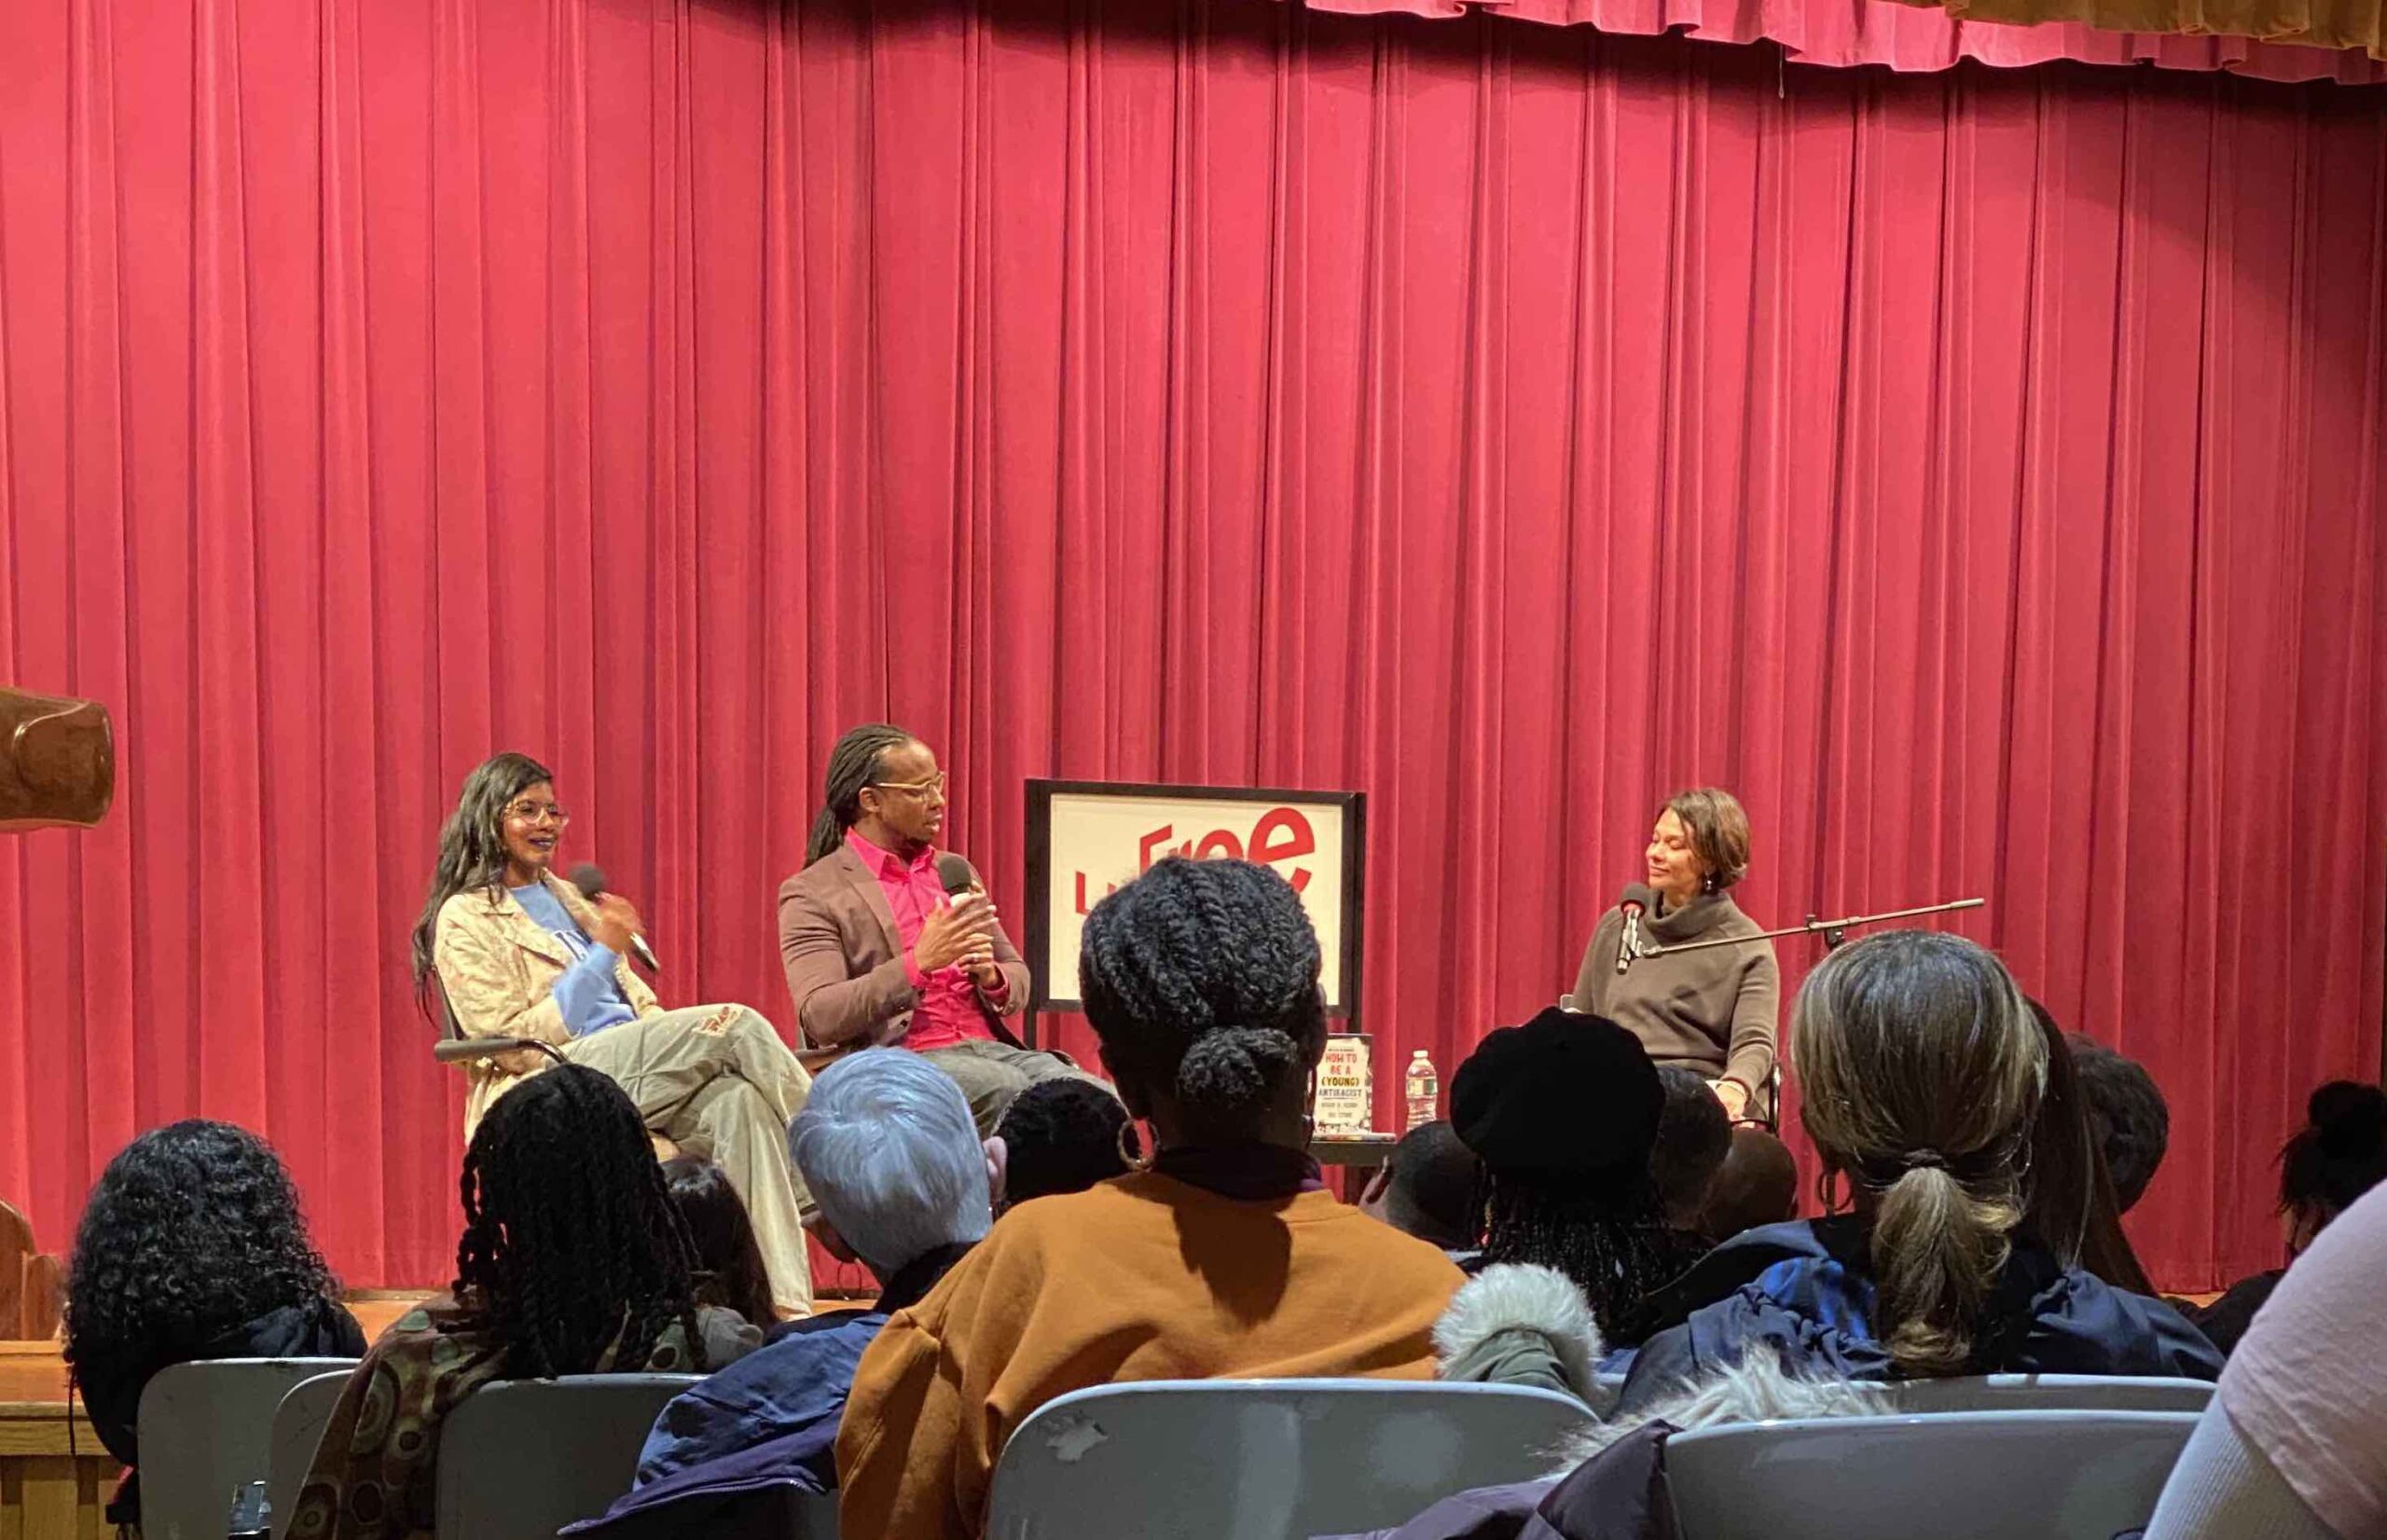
[1450,1007,1663,1179]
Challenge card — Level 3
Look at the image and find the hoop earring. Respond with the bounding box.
[1118,1120,1153,1174]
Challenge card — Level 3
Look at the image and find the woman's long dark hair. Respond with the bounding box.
[64,1121,342,1394]
[2023,1002,2157,1296]
[455,1066,703,1379]
[412,752,555,1013]
[661,1156,777,1330]
[806,724,917,865]
[1479,1175,1684,1346]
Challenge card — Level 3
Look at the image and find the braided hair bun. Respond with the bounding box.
[1079,858,1325,1120]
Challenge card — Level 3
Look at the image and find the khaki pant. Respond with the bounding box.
[565,1004,814,1315]
[918,1039,1111,1136]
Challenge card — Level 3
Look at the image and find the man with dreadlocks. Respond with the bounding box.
[777,722,1097,1133]
[289,1066,759,1540]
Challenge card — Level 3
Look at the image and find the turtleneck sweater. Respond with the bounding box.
[1569,884,1779,1093]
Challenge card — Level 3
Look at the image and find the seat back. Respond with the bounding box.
[1664,1409,2201,1540]
[264,1370,356,1538]
[1884,1373,2214,1415]
[135,1358,364,1540]
[435,1374,701,1540]
[983,1379,1597,1540]
[0,1199,37,1338]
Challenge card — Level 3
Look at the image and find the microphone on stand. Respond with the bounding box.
[567,862,660,973]
[1615,899,1646,975]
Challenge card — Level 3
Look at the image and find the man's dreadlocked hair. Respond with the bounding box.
[1479,1172,1684,1347]
[807,723,918,866]
[455,1066,703,1379]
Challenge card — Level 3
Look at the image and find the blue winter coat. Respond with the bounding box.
[1617,1217,2221,1413]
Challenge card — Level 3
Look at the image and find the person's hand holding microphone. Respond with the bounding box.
[914,888,1001,988]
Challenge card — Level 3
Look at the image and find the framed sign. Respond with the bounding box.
[1025,779,1366,1017]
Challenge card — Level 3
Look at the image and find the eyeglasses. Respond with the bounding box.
[505,802,572,827]
[871,773,947,799]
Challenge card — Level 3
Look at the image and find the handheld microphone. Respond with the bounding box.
[934,851,981,898]
[1616,899,1645,975]
[567,862,660,972]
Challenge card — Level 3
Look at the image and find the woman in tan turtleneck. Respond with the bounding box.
[1568,788,1778,1124]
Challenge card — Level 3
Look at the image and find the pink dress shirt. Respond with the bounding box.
[847,830,1006,1052]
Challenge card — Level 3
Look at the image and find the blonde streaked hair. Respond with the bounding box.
[1792,930,2047,1379]
[1664,788,1751,891]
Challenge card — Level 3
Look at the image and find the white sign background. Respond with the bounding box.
[1034,785,1358,1012]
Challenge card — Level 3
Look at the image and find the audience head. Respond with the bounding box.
[807,722,934,865]
[1650,1066,1733,1230]
[1078,858,1327,1150]
[1451,1009,1676,1337]
[1698,1127,1800,1241]
[2066,1034,2170,1214]
[792,1048,993,1279]
[660,1157,776,1329]
[989,1079,1136,1209]
[2279,1080,2387,1253]
[1360,1121,1483,1252]
[456,1066,700,1379]
[65,1121,340,1390]
[1794,930,2045,1378]
[411,750,556,997]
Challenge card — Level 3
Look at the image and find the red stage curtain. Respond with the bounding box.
[2,0,2383,1292]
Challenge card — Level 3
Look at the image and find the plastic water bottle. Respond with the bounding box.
[1403,1050,1439,1131]
[227,1480,269,1540]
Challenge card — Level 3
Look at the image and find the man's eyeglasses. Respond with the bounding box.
[505,802,572,827]
[870,773,947,799]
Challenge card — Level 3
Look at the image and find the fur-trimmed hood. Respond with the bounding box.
[1434,1263,1609,1409]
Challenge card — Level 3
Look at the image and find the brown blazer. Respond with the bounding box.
[776,843,1030,1052]
[434,873,662,1135]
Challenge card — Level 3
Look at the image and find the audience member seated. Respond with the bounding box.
[987,1077,1135,1210]
[64,1121,366,1528]
[1428,1013,1677,1406]
[2146,1180,2387,1540]
[1650,1065,1732,1265]
[573,1050,991,1537]
[2068,1033,2171,1213]
[2027,1001,2159,1295]
[836,857,1466,1540]
[662,1157,777,1339]
[1449,1010,1680,1343]
[1621,932,2220,1413]
[292,1066,756,1540]
[1697,1127,1798,1242]
[2192,1081,2387,1356]
[1358,1121,1484,1263]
